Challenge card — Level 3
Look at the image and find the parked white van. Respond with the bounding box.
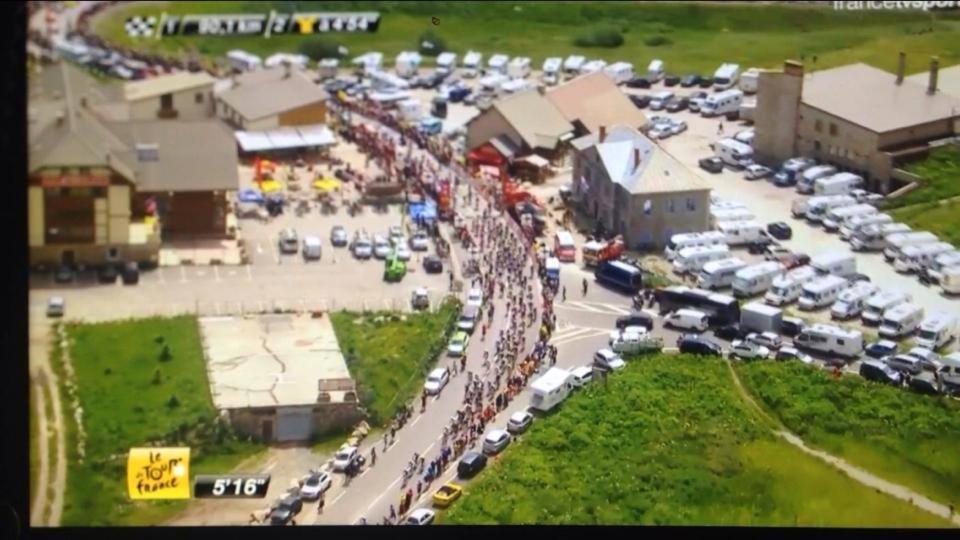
[648,59,665,82]
[893,242,955,273]
[580,59,607,74]
[462,50,483,77]
[487,53,509,74]
[798,275,850,311]
[794,324,864,358]
[507,56,531,79]
[698,257,748,290]
[672,244,731,274]
[943,266,960,295]
[529,367,574,412]
[764,265,818,306]
[713,63,740,90]
[302,236,322,261]
[700,89,744,117]
[649,91,675,111]
[732,261,786,298]
[716,220,764,246]
[810,251,857,278]
[664,309,710,332]
[814,172,864,196]
[665,231,727,261]
[821,204,877,232]
[395,51,422,78]
[915,312,958,350]
[712,138,754,169]
[925,251,960,282]
[436,51,457,74]
[739,68,760,93]
[796,165,838,194]
[879,303,925,339]
[563,55,586,78]
[604,61,634,84]
[830,281,879,320]
[850,222,912,251]
[805,195,856,223]
[542,57,562,85]
[840,213,892,240]
[882,231,939,262]
[710,208,755,227]
[862,290,912,326]
[318,58,339,79]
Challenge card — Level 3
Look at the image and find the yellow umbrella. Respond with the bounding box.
[312,177,342,192]
[259,179,283,193]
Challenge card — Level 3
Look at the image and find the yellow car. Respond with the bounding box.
[432,483,463,508]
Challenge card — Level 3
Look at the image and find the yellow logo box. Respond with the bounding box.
[127,447,191,500]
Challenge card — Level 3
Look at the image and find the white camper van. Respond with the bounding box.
[436,51,457,74]
[395,51,422,78]
[821,204,877,232]
[840,213,892,240]
[487,54,509,75]
[397,98,423,122]
[563,55,586,78]
[265,53,309,69]
[916,312,959,350]
[798,275,851,311]
[810,252,857,278]
[850,222,912,251]
[879,303,925,339]
[665,231,727,261]
[697,258,748,290]
[764,265,818,306]
[648,59,665,82]
[795,324,864,358]
[227,50,262,72]
[893,242,955,273]
[814,172,864,196]
[672,244,732,274]
[943,266,960,295]
[805,195,856,223]
[507,56,531,79]
[352,51,383,74]
[732,262,786,298]
[542,57,562,85]
[529,367,574,412]
[710,208,756,227]
[462,50,483,77]
[649,91,676,111]
[713,63,741,90]
[500,78,533,94]
[925,251,960,283]
[713,138,754,169]
[700,89,744,117]
[830,281,879,320]
[318,58,339,79]
[883,231,939,262]
[862,290,912,326]
[716,220,764,246]
[604,61,634,84]
[581,59,607,74]
[739,68,760,94]
[796,165,838,194]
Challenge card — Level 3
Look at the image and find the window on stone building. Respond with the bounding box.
[195,92,204,103]
[666,198,675,213]
[815,119,823,133]
[642,199,652,216]
[829,123,838,136]
[686,198,696,212]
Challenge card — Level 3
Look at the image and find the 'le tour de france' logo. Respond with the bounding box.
[127,447,191,500]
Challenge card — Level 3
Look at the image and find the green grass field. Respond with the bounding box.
[57,316,266,526]
[737,361,960,508]
[93,1,960,74]
[885,145,960,248]
[330,298,460,426]
[891,200,960,248]
[442,355,950,526]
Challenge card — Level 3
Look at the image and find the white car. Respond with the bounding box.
[388,225,404,243]
[373,235,392,259]
[593,348,626,371]
[447,332,469,356]
[405,508,435,525]
[507,411,533,434]
[745,331,782,350]
[466,288,483,307]
[332,445,359,472]
[648,122,674,140]
[667,120,688,136]
[394,243,412,261]
[744,164,773,180]
[570,366,594,387]
[353,237,373,259]
[410,231,430,251]
[482,429,511,455]
[47,296,65,318]
[775,346,813,364]
[730,340,770,360]
[423,367,450,395]
[298,472,332,500]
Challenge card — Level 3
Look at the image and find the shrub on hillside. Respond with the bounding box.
[297,37,344,61]
[645,35,672,47]
[418,30,448,57]
[574,27,624,48]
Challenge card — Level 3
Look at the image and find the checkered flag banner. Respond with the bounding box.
[125,15,158,38]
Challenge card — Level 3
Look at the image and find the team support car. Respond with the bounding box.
[268,495,303,526]
[47,297,65,318]
[677,334,723,356]
[406,508,436,525]
[507,411,533,434]
[423,255,444,273]
[457,451,488,479]
[699,156,724,174]
[332,445,359,472]
[593,348,626,371]
[730,339,770,360]
[447,331,470,357]
[466,288,483,307]
[432,483,463,508]
[410,231,430,251]
[298,472,332,500]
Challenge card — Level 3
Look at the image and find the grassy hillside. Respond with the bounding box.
[887,146,960,248]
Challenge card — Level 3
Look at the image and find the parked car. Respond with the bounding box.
[330,225,349,247]
[865,340,899,359]
[410,231,430,251]
[447,331,470,356]
[625,76,652,88]
[746,331,783,350]
[278,228,299,254]
[860,360,902,386]
[298,472,331,500]
[47,297,65,318]
[432,483,463,508]
[680,73,703,87]
[507,410,534,434]
[54,264,75,284]
[467,288,484,307]
[744,164,773,180]
[665,96,689,112]
[775,346,813,364]
[667,119,688,135]
[615,312,654,331]
[405,508,436,525]
[423,255,443,273]
[332,445,359,472]
[677,334,723,356]
[457,451,488,479]
[373,235,392,259]
[766,222,792,240]
[713,323,744,341]
[747,236,777,255]
[779,316,805,337]
[97,264,118,284]
[594,348,626,372]
[699,156,724,173]
[629,94,651,109]
[268,495,303,526]
[570,365,594,387]
[482,429,511,455]
[730,339,770,360]
[352,235,373,259]
[424,367,450,395]
[394,243,412,261]
[664,74,680,86]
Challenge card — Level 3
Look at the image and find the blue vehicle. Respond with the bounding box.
[448,86,472,103]
[595,260,642,294]
[418,117,443,135]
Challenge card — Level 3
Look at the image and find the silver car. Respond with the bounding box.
[373,235,392,259]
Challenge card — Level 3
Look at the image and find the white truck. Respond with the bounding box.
[648,59,665,82]
[732,262,786,298]
[805,195,856,223]
[861,290,912,326]
[798,275,851,311]
[713,63,741,90]
[700,89,744,118]
[395,51,422,78]
[850,222,912,251]
[664,231,727,261]
[710,208,755,227]
[892,241,954,273]
[810,251,857,278]
[529,367,574,412]
[882,231,939,262]
[462,50,483,77]
[716,220,764,246]
[764,265,818,306]
[507,56,531,79]
[814,172,864,196]
[604,61,634,84]
[563,55,586,79]
[436,51,457,74]
[697,257,748,290]
[839,213,892,240]
[542,57,562,85]
[796,165,838,194]
[739,67,760,93]
[943,266,960,295]
[879,303,925,339]
[487,54,509,75]
[712,138,754,169]
[821,203,877,232]
[830,281,879,320]
[795,324,864,358]
[672,244,732,274]
[740,302,783,334]
[915,312,958,350]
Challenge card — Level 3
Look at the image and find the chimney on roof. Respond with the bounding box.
[784,60,804,77]
[928,56,939,95]
[599,125,606,143]
[896,52,905,85]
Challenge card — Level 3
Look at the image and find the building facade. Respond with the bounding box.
[216,66,328,131]
[123,72,217,121]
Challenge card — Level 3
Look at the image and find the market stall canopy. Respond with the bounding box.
[518,154,549,168]
[408,201,438,222]
[237,188,265,203]
[313,177,342,192]
[258,179,283,193]
[235,124,336,152]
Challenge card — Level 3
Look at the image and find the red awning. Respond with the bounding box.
[467,143,507,167]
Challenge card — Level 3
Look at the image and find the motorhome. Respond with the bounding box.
[830,281,879,320]
[850,222,911,251]
[648,59,665,82]
[943,266,960,295]
[796,165,838,194]
[700,89,744,117]
[500,78,533,94]
[542,57,562,85]
[798,275,850,311]
[810,252,857,278]
[697,258,748,290]
[529,367,575,412]
[649,91,675,110]
[712,138,754,169]
[580,59,607,74]
[507,56,531,79]
[879,303,925,339]
[436,51,457,74]
[710,208,755,227]
[462,50,483,77]
[862,290,912,326]
[805,195,856,223]
[227,49,262,72]
[940,352,960,391]
[351,51,382,74]
[821,203,877,232]
[397,98,423,122]
[563,55,586,78]
[487,54,509,75]
[713,63,741,90]
[882,231,939,262]
[794,324,864,358]
[764,265,818,306]
[915,312,958,350]
[893,242,955,273]
[924,251,960,283]
[814,172,864,196]
[604,61,634,85]
[739,68,760,93]
[318,58,339,79]
[664,231,727,261]
[839,213,892,240]
[479,72,509,92]
[265,53,309,70]
[672,244,732,274]
[732,262,786,298]
[716,220,764,246]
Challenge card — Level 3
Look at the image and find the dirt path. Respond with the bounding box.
[30,369,50,526]
[725,359,960,527]
[29,319,68,527]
